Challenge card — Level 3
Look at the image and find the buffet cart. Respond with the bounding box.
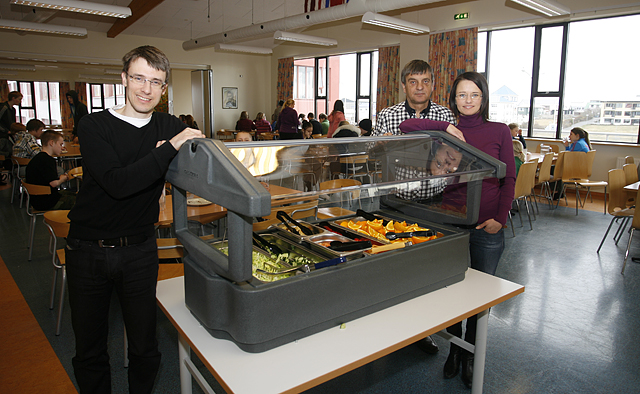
[165,132,506,353]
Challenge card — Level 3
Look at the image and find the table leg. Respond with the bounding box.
[472,308,489,394]
[179,335,193,394]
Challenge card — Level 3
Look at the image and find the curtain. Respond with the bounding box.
[59,82,72,129]
[74,82,88,107]
[0,80,8,102]
[376,45,400,114]
[428,27,478,106]
[155,89,169,113]
[277,57,294,101]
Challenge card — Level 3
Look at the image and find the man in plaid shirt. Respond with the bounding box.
[374,59,456,136]
[12,118,45,159]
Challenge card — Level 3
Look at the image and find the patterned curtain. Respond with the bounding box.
[155,89,168,113]
[0,80,8,101]
[376,45,400,114]
[277,57,294,102]
[59,82,72,129]
[74,82,88,107]
[428,27,478,106]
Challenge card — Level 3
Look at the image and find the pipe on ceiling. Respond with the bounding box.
[182,0,444,51]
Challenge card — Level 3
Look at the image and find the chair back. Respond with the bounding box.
[585,150,596,178]
[553,151,565,181]
[43,210,70,238]
[549,144,560,153]
[633,187,640,230]
[12,156,30,167]
[536,153,554,183]
[514,162,537,199]
[561,152,588,182]
[312,134,326,139]
[625,155,635,165]
[68,166,83,178]
[623,163,638,185]
[608,169,629,215]
[157,238,184,259]
[21,180,51,196]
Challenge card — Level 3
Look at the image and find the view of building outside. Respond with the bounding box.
[484,14,640,143]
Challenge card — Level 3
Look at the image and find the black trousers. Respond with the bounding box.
[66,236,161,394]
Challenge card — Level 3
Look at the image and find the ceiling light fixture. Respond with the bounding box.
[361,12,430,34]
[273,31,337,46]
[0,19,87,36]
[214,43,273,55]
[78,74,123,81]
[510,0,570,17]
[0,63,36,71]
[10,0,131,18]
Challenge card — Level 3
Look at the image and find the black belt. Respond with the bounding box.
[95,235,148,248]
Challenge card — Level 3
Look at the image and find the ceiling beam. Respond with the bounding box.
[107,0,165,38]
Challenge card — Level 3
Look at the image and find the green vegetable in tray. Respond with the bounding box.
[217,247,314,283]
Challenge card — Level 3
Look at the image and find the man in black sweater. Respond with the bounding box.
[65,46,204,394]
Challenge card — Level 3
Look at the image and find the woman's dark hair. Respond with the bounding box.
[448,71,490,122]
[571,127,592,150]
[332,100,344,114]
[301,120,312,131]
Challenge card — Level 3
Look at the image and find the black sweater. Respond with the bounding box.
[68,110,186,240]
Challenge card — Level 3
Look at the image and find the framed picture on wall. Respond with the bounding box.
[222,87,238,109]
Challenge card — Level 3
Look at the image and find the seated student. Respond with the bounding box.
[332,120,360,138]
[12,118,45,159]
[235,131,253,142]
[318,113,329,135]
[236,111,255,132]
[513,140,525,176]
[564,127,591,152]
[508,123,527,149]
[301,120,314,139]
[359,119,373,136]
[25,131,76,210]
[254,112,271,135]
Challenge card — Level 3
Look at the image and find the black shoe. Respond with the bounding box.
[415,335,439,354]
[461,351,474,389]
[443,344,461,379]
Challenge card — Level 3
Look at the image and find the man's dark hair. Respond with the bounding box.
[122,45,171,83]
[41,130,63,147]
[26,119,45,132]
[8,91,22,101]
[318,113,327,121]
[401,60,434,85]
[278,100,285,106]
[308,112,315,119]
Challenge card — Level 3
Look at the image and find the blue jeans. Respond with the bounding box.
[447,228,505,345]
[66,236,160,394]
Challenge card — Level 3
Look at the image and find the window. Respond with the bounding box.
[294,50,378,124]
[86,83,125,113]
[485,14,640,143]
[7,80,61,125]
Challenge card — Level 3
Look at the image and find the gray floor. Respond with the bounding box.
[2,187,640,394]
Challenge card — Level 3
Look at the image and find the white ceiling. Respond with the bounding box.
[0,0,306,42]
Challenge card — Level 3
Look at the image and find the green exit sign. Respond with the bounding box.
[454,13,469,20]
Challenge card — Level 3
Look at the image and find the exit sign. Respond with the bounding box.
[454,13,469,20]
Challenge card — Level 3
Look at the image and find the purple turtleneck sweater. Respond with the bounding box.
[399,113,516,226]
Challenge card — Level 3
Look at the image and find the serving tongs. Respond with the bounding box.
[252,232,284,255]
[356,209,389,225]
[256,255,347,275]
[276,211,314,236]
[386,230,436,240]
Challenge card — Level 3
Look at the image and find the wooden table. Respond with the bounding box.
[157,269,524,394]
[157,185,316,227]
[624,181,640,191]
[526,152,557,166]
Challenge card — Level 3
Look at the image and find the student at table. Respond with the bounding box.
[65,45,204,394]
[399,71,516,388]
[564,127,591,152]
[235,111,255,132]
[327,100,346,138]
[25,130,76,210]
[513,139,525,175]
[509,122,527,149]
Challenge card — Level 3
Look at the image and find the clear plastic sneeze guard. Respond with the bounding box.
[165,131,506,353]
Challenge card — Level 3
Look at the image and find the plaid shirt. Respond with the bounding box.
[12,131,41,158]
[394,165,451,201]
[373,100,455,136]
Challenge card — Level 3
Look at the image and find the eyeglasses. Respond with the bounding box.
[127,74,166,89]
[455,93,482,100]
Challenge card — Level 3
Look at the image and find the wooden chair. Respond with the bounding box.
[625,155,635,165]
[258,132,276,140]
[558,151,589,215]
[535,143,560,153]
[67,166,83,191]
[533,153,554,208]
[43,210,70,335]
[334,154,372,184]
[317,179,361,219]
[513,162,538,230]
[623,163,638,205]
[253,200,318,232]
[11,156,30,205]
[597,169,634,253]
[22,180,54,260]
[312,134,326,139]
[575,151,607,214]
[622,187,640,274]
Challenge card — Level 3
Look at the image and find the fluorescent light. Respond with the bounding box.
[510,0,570,17]
[78,74,122,81]
[214,43,272,55]
[0,63,36,71]
[0,19,87,36]
[273,31,337,46]
[361,12,430,34]
[10,0,131,18]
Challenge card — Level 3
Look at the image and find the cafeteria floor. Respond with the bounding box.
[2,184,639,394]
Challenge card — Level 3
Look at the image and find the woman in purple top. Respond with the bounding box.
[400,71,516,388]
[235,111,256,132]
[277,99,300,140]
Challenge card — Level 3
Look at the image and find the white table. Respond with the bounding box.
[156,269,524,394]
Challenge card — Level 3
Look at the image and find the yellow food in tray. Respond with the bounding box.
[338,219,438,244]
